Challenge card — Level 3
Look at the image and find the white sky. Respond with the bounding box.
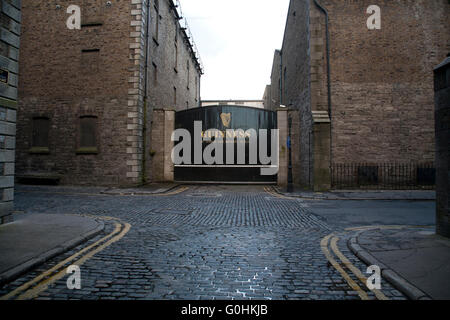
[181,0,290,101]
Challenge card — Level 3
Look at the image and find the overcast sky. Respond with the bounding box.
[181,0,290,101]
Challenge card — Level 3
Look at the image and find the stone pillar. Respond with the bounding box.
[0,0,21,224]
[434,56,450,238]
[312,111,331,192]
[151,108,175,182]
[277,109,288,189]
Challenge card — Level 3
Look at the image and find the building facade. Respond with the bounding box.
[16,0,202,186]
[266,0,450,190]
[0,0,20,224]
[202,100,264,109]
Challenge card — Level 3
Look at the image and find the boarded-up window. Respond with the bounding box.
[81,49,100,74]
[80,116,97,148]
[82,0,105,26]
[32,117,50,148]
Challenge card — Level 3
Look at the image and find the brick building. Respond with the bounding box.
[265,0,450,190]
[16,0,202,186]
[0,0,20,224]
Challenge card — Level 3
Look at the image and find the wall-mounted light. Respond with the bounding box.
[56,4,61,9]
[106,1,112,7]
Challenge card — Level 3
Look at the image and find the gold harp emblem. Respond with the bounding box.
[220,113,231,128]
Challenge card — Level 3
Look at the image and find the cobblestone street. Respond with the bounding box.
[0,185,409,300]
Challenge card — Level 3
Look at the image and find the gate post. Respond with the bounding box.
[277,108,289,189]
[151,108,175,182]
[435,55,450,238]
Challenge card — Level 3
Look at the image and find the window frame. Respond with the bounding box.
[76,115,99,155]
[29,116,51,154]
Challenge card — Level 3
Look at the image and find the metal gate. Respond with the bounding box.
[174,105,277,183]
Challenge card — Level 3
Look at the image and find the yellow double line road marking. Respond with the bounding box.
[321,233,388,300]
[1,217,131,300]
[264,186,387,299]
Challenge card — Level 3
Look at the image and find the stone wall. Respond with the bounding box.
[147,0,201,112]
[279,0,313,189]
[269,50,282,111]
[0,0,20,223]
[16,0,202,186]
[320,0,450,164]
[16,0,133,186]
[268,0,449,190]
[435,56,450,238]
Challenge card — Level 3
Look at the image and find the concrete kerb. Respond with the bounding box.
[101,184,182,196]
[272,186,435,201]
[0,218,105,286]
[347,228,432,300]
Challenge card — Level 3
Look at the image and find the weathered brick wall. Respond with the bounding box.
[278,0,312,188]
[271,0,449,190]
[16,0,133,186]
[320,0,450,164]
[0,0,20,223]
[16,0,202,186]
[144,0,202,183]
[147,0,201,112]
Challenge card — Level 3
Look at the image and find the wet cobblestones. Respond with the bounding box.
[1,185,407,300]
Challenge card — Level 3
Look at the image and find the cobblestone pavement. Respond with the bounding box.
[1,185,406,300]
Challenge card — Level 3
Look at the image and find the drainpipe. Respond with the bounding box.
[142,0,151,185]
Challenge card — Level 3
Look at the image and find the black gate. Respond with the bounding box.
[174,106,277,183]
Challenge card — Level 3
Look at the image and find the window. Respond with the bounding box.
[82,0,105,27]
[31,117,50,153]
[153,0,160,42]
[81,49,100,74]
[187,60,190,89]
[152,62,158,86]
[77,116,98,154]
[195,76,198,101]
[173,87,177,106]
[174,43,178,72]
